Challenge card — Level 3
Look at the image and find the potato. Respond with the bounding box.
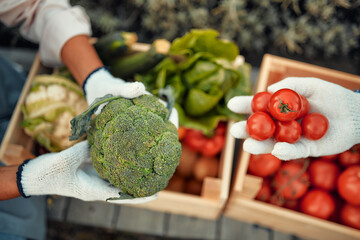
[193,156,219,181]
[165,174,185,192]
[185,178,202,195]
[177,145,198,178]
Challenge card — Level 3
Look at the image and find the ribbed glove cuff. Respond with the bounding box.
[16,159,32,198]
[81,66,106,96]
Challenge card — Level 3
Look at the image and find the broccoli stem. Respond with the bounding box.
[159,86,175,121]
[70,94,121,140]
[106,192,135,201]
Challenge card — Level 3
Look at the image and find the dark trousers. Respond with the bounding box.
[0,53,46,240]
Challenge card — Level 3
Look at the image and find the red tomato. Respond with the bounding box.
[178,127,187,140]
[337,165,360,205]
[248,153,281,177]
[284,199,299,211]
[300,189,335,220]
[215,121,227,136]
[269,196,285,207]
[183,128,225,157]
[251,91,272,113]
[297,95,310,119]
[339,150,360,167]
[329,194,346,223]
[272,161,310,200]
[255,179,272,202]
[318,154,339,162]
[274,120,302,143]
[340,203,360,230]
[268,88,302,121]
[301,113,329,140]
[246,112,275,141]
[308,160,340,191]
[201,134,225,157]
[183,129,207,152]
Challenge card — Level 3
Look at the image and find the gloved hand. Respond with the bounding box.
[82,67,179,127]
[228,77,360,160]
[83,67,146,114]
[16,140,157,203]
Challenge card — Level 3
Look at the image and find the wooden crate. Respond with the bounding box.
[0,54,52,165]
[0,43,235,220]
[224,54,360,240]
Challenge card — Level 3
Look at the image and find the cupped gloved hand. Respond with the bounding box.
[16,140,157,203]
[228,77,360,160]
[83,67,146,114]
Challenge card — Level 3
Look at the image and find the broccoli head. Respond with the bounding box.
[83,94,182,198]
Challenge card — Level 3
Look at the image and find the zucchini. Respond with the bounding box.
[95,31,138,65]
[110,39,171,79]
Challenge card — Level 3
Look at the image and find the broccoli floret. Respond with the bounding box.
[86,94,181,198]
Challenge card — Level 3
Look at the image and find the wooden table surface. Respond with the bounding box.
[47,196,310,240]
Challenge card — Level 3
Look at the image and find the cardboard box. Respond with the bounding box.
[0,43,235,220]
[224,54,360,239]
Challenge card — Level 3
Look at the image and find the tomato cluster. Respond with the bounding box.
[248,89,329,143]
[181,122,226,157]
[250,144,360,230]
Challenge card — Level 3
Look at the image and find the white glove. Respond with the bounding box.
[83,67,146,114]
[228,77,360,160]
[17,141,157,203]
[82,67,179,127]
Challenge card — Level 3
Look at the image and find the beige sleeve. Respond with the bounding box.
[0,0,92,67]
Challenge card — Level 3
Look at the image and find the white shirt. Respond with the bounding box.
[0,0,91,66]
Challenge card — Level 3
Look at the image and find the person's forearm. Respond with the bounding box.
[60,35,103,86]
[0,165,20,200]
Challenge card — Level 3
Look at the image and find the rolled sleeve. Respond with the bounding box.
[38,6,91,66]
[0,0,92,67]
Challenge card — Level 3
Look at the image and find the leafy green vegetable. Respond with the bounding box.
[135,29,252,135]
[185,88,223,116]
[170,29,239,61]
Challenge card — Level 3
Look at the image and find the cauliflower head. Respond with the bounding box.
[86,94,182,198]
[22,75,88,152]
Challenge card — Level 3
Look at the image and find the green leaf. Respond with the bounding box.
[183,60,219,86]
[225,63,253,103]
[178,52,214,71]
[166,74,186,103]
[194,66,240,94]
[170,29,219,56]
[159,86,175,120]
[176,104,226,136]
[21,118,46,131]
[170,29,238,60]
[155,68,167,89]
[185,88,223,117]
[69,94,121,141]
[193,34,239,61]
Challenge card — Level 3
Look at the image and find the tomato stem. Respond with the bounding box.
[270,159,310,201]
[278,98,297,114]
